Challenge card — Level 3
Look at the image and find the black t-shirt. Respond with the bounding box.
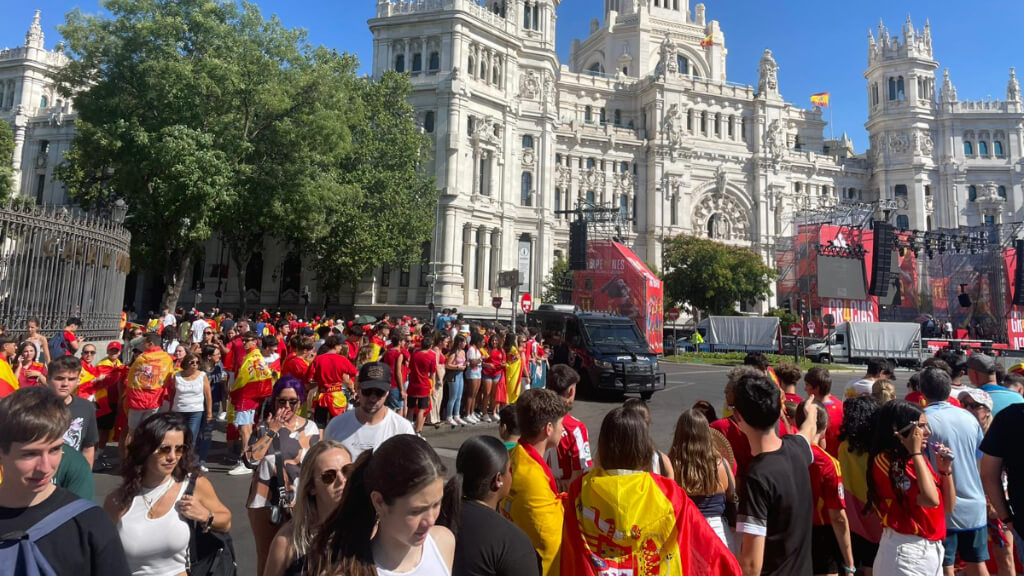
[64,395,99,452]
[981,404,1024,518]
[452,500,540,576]
[0,487,130,575]
[737,434,814,576]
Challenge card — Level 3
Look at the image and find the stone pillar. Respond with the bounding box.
[478,230,491,304]
[490,229,503,295]
[463,224,476,305]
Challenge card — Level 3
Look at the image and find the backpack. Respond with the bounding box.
[47,332,68,360]
[0,498,98,576]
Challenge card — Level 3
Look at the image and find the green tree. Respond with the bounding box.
[0,121,14,196]
[541,256,573,304]
[662,235,777,315]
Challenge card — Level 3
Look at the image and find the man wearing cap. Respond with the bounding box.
[969,353,1024,417]
[920,366,990,576]
[323,361,414,460]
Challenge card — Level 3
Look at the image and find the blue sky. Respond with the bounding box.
[5,1,1023,151]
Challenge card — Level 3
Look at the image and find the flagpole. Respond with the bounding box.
[829,102,834,141]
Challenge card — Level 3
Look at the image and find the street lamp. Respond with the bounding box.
[111,198,127,224]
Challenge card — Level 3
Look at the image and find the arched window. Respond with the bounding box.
[588,62,603,76]
[599,107,607,124]
[424,111,435,133]
[584,106,593,122]
[676,55,688,75]
[897,76,905,101]
[714,113,721,136]
[968,185,978,201]
[964,141,973,156]
[614,109,622,126]
[999,185,1007,198]
[282,254,302,293]
[888,77,897,100]
[467,116,475,136]
[872,83,879,106]
[394,54,405,73]
[521,172,533,206]
[468,55,475,75]
[700,111,707,134]
[479,60,486,79]
[429,52,440,70]
[586,157,596,169]
[994,141,1004,156]
[492,63,500,85]
[411,53,422,72]
[706,214,720,238]
[39,95,48,108]
[522,134,534,148]
[979,141,989,156]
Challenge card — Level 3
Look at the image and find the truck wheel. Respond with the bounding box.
[820,355,832,364]
[640,391,654,401]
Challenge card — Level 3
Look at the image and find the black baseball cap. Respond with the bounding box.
[358,362,391,392]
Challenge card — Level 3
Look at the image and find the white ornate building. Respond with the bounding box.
[6,5,1024,317]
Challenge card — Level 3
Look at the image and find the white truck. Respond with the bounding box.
[804,321,924,367]
[697,316,781,352]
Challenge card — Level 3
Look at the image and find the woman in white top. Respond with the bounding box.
[170,353,213,448]
[306,435,454,576]
[462,332,484,424]
[104,412,231,576]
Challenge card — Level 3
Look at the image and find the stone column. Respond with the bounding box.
[490,229,503,295]
[463,224,476,305]
[478,230,491,304]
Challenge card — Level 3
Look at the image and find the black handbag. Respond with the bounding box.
[184,474,238,576]
[268,433,293,525]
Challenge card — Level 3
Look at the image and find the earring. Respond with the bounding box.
[496,481,504,487]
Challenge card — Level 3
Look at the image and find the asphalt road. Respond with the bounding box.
[93,361,874,575]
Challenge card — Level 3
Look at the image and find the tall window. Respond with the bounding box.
[897,76,905,101]
[619,194,629,221]
[872,83,879,106]
[34,174,45,204]
[599,107,607,124]
[492,63,501,86]
[554,188,562,218]
[896,215,909,229]
[614,109,622,126]
[520,172,533,206]
[985,215,995,225]
[995,141,1004,156]
[586,157,596,169]
[419,242,430,287]
[670,195,678,225]
[964,141,973,155]
[586,190,595,204]
[522,134,534,148]
[888,77,897,100]
[424,111,435,133]
[700,111,707,134]
[479,155,489,195]
[39,95,48,108]
[395,54,405,73]
[411,53,422,72]
[619,161,629,173]
[894,184,908,197]
[741,117,748,141]
[968,185,978,201]
[676,55,688,75]
[925,185,932,196]
[381,263,391,287]
[428,52,440,70]
[467,116,475,136]
[728,116,734,137]
[979,141,989,156]
[999,185,1007,198]
[584,106,593,123]
[794,182,802,194]
[714,113,721,136]
[468,55,475,76]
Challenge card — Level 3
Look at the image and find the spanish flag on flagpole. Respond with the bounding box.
[811,92,831,108]
[700,33,714,47]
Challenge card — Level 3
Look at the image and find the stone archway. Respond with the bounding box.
[693,192,751,242]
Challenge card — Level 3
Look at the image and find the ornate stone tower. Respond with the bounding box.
[864,15,938,230]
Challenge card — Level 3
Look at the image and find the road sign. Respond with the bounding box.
[520,292,533,314]
[823,313,836,329]
[666,308,680,322]
[491,296,503,309]
[807,320,816,335]
[790,324,803,335]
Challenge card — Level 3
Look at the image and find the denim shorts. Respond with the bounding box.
[942,527,989,566]
[234,409,256,426]
[386,386,404,409]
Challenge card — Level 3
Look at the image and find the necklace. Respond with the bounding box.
[141,476,175,516]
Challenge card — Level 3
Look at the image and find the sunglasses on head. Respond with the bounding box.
[156,444,185,456]
[277,398,300,407]
[319,469,341,484]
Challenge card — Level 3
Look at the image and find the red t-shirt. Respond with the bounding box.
[871,454,946,541]
[280,355,310,383]
[308,353,356,392]
[62,331,78,354]
[408,349,438,397]
[710,416,793,480]
[344,340,359,362]
[810,444,845,526]
[822,394,844,459]
[226,337,246,374]
[483,349,505,378]
[905,390,961,408]
[548,413,593,481]
[383,348,410,389]
[276,336,288,361]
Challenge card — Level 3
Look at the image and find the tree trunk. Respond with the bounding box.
[233,252,251,317]
[161,251,192,312]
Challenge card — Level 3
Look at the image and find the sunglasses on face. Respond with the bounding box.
[204,331,213,335]
[361,388,386,399]
[185,360,199,366]
[82,351,96,355]
[156,444,185,456]
[320,469,342,484]
[277,398,300,407]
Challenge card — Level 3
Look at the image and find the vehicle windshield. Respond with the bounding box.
[584,322,644,347]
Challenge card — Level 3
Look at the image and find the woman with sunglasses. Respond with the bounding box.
[169,352,213,449]
[104,412,231,576]
[264,440,352,576]
[248,376,321,576]
[866,400,955,576]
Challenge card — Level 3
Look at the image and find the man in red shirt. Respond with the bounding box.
[225,319,250,376]
[804,366,843,458]
[382,331,411,417]
[275,320,293,359]
[343,324,362,362]
[280,336,315,384]
[710,365,790,479]
[544,364,593,492]
[308,335,357,429]
[407,334,441,435]
[797,401,856,576]
[59,317,84,356]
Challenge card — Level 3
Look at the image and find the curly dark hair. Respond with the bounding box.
[866,400,923,513]
[112,413,195,513]
[838,396,879,454]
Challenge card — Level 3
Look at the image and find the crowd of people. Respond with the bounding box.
[2,308,1024,576]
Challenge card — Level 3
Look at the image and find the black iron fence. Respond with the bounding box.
[0,201,131,340]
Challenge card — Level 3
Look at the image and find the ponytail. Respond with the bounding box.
[439,472,464,536]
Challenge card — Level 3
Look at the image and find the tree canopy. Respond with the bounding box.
[0,121,13,196]
[662,235,777,316]
[55,0,435,311]
[541,256,572,304]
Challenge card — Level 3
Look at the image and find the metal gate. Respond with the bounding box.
[0,201,131,340]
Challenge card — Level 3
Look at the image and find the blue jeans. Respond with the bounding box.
[179,411,203,446]
[445,372,464,419]
[197,417,213,464]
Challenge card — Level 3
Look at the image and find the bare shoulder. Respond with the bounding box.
[429,524,456,554]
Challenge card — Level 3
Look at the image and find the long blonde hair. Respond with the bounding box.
[292,440,350,558]
[668,409,719,496]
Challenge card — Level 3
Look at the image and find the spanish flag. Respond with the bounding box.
[0,356,18,397]
[230,347,274,412]
[561,468,741,576]
[700,33,714,47]
[811,92,831,108]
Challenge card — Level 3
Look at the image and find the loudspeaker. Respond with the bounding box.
[1014,240,1024,306]
[959,292,972,308]
[569,219,588,271]
[869,222,895,297]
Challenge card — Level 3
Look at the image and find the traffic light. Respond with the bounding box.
[798,299,807,316]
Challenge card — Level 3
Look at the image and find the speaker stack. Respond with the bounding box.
[868,222,895,297]
[569,218,588,271]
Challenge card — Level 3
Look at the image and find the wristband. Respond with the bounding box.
[842,565,857,575]
[202,512,214,532]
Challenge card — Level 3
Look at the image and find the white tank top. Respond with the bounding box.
[119,480,191,576]
[376,533,450,576]
[172,372,205,413]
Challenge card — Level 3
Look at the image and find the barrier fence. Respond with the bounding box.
[0,200,131,340]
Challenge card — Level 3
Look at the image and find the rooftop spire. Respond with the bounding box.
[1009,67,1021,103]
[25,10,43,49]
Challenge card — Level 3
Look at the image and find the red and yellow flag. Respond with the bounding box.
[561,468,741,576]
[230,347,274,411]
[700,33,714,47]
[0,357,18,398]
[811,92,831,108]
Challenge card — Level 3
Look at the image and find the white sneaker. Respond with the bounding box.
[199,464,210,473]
[446,417,457,427]
[227,462,252,476]
[481,413,493,423]
[454,416,467,426]
[217,411,227,422]
[464,414,478,424]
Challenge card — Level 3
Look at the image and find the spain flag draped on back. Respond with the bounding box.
[561,468,741,576]
[811,92,831,107]
[231,348,273,412]
[0,357,18,397]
